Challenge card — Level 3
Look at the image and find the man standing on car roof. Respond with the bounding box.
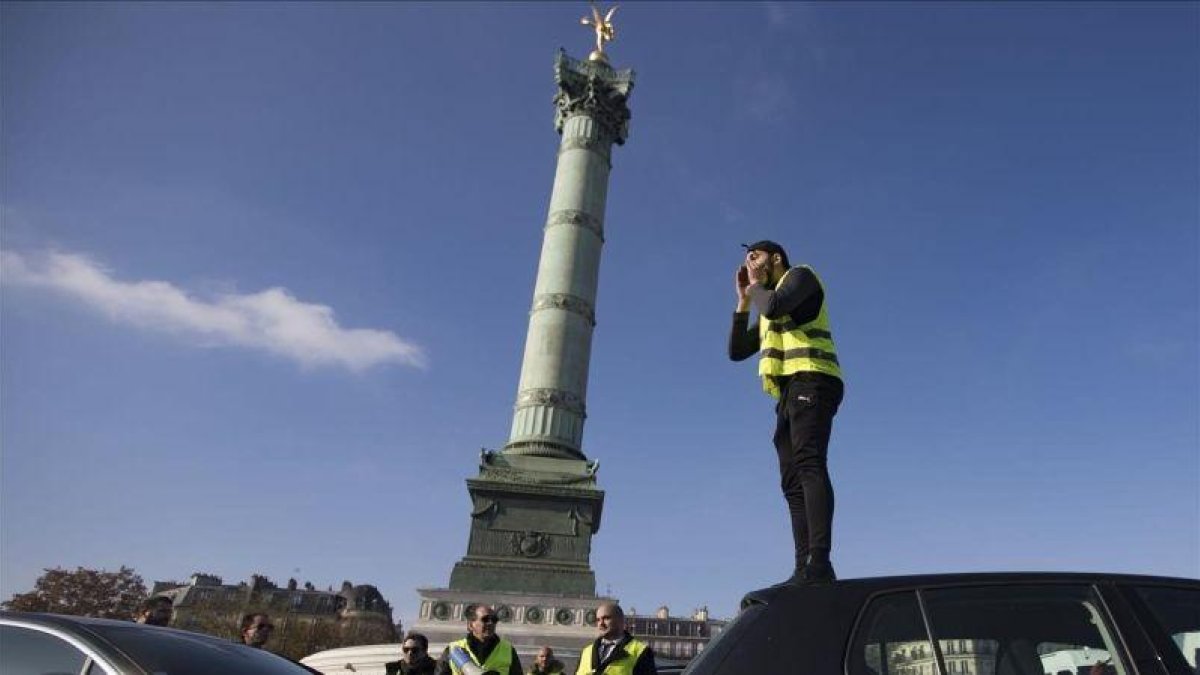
[729,240,844,584]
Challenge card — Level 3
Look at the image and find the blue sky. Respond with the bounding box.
[2,1,1197,629]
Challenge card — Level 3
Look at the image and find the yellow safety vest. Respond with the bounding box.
[757,265,841,399]
[575,637,649,675]
[449,637,516,675]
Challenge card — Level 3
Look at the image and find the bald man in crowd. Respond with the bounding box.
[576,602,656,675]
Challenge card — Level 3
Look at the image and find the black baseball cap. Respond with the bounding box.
[741,240,787,257]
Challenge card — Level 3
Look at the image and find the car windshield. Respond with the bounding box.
[86,623,312,675]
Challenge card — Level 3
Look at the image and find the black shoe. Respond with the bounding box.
[801,559,837,584]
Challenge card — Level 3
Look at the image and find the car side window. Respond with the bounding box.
[849,591,939,675]
[0,624,89,675]
[1133,586,1200,673]
[921,585,1127,675]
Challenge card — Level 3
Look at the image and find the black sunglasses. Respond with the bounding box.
[403,646,424,653]
[478,615,499,624]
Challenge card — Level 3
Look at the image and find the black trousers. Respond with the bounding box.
[771,372,844,567]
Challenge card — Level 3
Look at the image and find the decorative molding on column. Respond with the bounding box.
[515,388,586,417]
[532,292,596,326]
[558,135,612,168]
[559,136,609,153]
[545,209,604,241]
[553,49,634,145]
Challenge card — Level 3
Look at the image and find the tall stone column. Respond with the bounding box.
[504,50,633,463]
[444,50,634,598]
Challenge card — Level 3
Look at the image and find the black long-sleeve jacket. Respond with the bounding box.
[728,266,824,362]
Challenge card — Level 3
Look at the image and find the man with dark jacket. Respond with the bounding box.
[387,632,437,675]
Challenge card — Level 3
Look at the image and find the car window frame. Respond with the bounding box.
[0,619,120,675]
[843,580,1137,675]
[1115,581,1200,675]
[843,589,935,675]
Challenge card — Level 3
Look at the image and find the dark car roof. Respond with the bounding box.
[683,571,1200,675]
[742,571,1199,608]
[839,570,1196,585]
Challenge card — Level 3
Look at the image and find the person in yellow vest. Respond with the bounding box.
[730,240,845,584]
[576,602,656,675]
[435,605,523,675]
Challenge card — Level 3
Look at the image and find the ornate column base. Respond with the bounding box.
[447,473,604,597]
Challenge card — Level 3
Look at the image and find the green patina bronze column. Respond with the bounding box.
[445,29,634,599]
[504,49,633,463]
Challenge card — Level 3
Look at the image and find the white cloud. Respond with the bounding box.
[1,249,426,372]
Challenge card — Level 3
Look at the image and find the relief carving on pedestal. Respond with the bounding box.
[511,531,552,558]
[568,507,595,536]
[470,499,499,521]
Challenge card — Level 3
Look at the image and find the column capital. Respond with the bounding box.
[553,49,635,145]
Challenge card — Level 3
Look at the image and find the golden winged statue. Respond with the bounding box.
[580,3,618,61]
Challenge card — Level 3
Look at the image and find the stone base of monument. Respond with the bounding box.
[302,589,607,675]
[411,587,608,666]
